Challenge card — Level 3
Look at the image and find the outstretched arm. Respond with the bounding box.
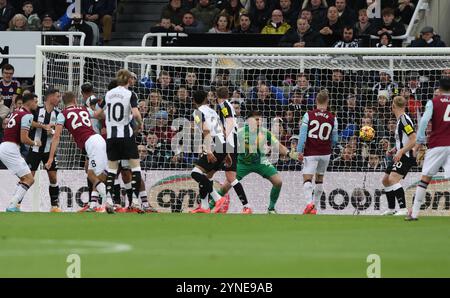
[417,100,433,144]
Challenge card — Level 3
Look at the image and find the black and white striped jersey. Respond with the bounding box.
[193,105,225,152]
[29,105,60,153]
[101,86,138,139]
[395,113,416,158]
[217,100,238,152]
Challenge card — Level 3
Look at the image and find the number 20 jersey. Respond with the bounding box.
[57,105,95,150]
[304,109,336,157]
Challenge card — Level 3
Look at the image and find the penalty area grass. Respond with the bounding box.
[0,213,449,277]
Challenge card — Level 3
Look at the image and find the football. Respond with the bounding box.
[359,125,376,142]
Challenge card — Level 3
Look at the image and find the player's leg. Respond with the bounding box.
[47,170,60,212]
[267,172,282,214]
[311,155,330,214]
[191,165,214,213]
[381,172,396,215]
[407,147,445,220]
[302,156,318,213]
[387,172,408,216]
[0,143,34,211]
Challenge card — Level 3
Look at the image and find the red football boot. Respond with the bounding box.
[190,207,211,213]
[303,203,315,214]
[242,206,253,214]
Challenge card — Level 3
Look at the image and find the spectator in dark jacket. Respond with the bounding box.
[174,11,205,33]
[354,8,374,37]
[279,18,324,47]
[278,0,299,26]
[302,0,328,30]
[41,13,68,45]
[395,0,415,25]
[161,0,185,25]
[249,0,271,31]
[409,26,447,47]
[335,0,357,26]
[42,0,70,21]
[190,0,220,30]
[318,6,343,47]
[0,0,15,31]
[150,17,176,33]
[82,0,116,44]
[67,13,94,46]
[372,8,406,37]
[232,13,258,33]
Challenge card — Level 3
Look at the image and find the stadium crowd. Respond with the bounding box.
[1,0,449,172]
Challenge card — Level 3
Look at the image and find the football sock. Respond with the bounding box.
[87,178,93,201]
[384,185,396,210]
[209,179,222,202]
[112,180,121,205]
[49,183,60,207]
[303,180,313,204]
[10,182,30,206]
[124,182,133,206]
[131,168,142,199]
[392,183,406,209]
[231,179,248,206]
[269,185,281,210]
[105,169,117,199]
[90,191,99,208]
[313,182,323,208]
[191,168,211,209]
[95,182,107,203]
[412,180,428,218]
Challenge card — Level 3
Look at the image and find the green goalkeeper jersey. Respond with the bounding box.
[237,124,279,165]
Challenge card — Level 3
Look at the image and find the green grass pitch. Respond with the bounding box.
[0,213,449,277]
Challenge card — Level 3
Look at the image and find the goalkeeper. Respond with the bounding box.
[210,110,297,214]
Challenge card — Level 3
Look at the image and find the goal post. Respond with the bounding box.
[33,46,450,215]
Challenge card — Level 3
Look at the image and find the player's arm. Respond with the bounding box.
[332,117,339,147]
[45,114,65,169]
[295,113,309,154]
[130,93,143,131]
[21,114,40,147]
[417,100,433,145]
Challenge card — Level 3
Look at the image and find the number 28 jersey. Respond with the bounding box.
[57,105,95,149]
[303,109,337,156]
[101,86,138,139]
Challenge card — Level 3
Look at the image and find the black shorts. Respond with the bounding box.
[194,152,227,173]
[106,138,139,161]
[223,153,237,172]
[385,155,416,177]
[26,151,57,171]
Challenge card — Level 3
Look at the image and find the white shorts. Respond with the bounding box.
[0,142,31,178]
[422,146,450,178]
[85,134,107,176]
[303,154,331,175]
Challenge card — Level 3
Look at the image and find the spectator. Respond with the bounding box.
[14,94,23,110]
[409,26,447,47]
[40,13,56,30]
[333,26,359,47]
[288,89,308,115]
[172,86,193,119]
[278,0,299,26]
[372,70,398,98]
[21,1,40,30]
[335,0,357,26]
[67,13,94,46]
[174,11,205,33]
[289,73,317,106]
[42,0,71,22]
[191,0,220,30]
[151,110,176,148]
[318,6,343,47]
[0,64,21,109]
[375,32,393,47]
[183,70,202,92]
[208,13,232,33]
[355,8,374,37]
[138,99,149,120]
[331,144,362,171]
[374,90,391,136]
[372,8,406,38]
[0,0,14,31]
[302,0,328,30]
[299,9,313,25]
[249,0,271,32]
[161,0,185,25]
[150,17,176,33]
[395,0,415,25]
[156,71,175,103]
[279,18,324,47]
[364,150,385,171]
[261,9,290,34]
[400,86,421,118]
[232,13,257,33]
[246,82,282,119]
[81,0,115,45]
[8,14,28,31]
[210,69,236,93]
[182,0,198,11]
[324,69,354,111]
[337,94,361,139]
[221,0,245,30]
[0,94,10,141]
